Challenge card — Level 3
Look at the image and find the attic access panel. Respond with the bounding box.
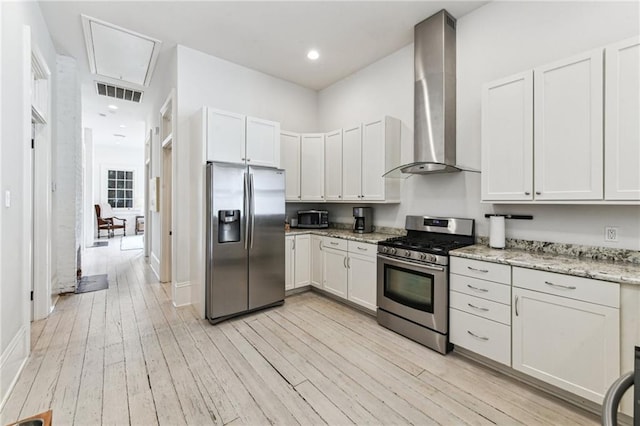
[82,15,161,87]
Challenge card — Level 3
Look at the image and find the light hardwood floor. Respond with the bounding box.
[0,236,599,425]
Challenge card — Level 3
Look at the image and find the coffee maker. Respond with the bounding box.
[353,207,373,233]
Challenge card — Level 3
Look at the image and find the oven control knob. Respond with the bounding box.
[389,248,397,255]
[405,250,411,257]
[381,246,388,253]
[420,253,427,261]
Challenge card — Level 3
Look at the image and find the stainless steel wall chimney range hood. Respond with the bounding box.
[385,10,477,177]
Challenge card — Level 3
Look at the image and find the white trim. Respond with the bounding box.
[0,325,29,411]
[150,252,161,280]
[172,281,191,307]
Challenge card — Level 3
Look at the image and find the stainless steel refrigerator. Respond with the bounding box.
[205,161,285,324]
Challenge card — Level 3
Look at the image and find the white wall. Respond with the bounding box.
[174,45,319,307]
[92,143,145,236]
[317,1,640,251]
[0,0,57,411]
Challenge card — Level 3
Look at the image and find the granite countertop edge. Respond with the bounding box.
[285,228,393,244]
[450,245,640,286]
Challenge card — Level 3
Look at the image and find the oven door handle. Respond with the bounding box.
[377,254,445,272]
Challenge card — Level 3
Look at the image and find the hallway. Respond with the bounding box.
[0,238,599,425]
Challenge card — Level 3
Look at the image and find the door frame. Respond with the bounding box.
[161,141,173,283]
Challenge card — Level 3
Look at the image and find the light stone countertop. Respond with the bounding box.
[286,228,395,245]
[450,244,640,285]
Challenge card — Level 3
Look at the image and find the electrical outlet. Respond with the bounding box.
[605,226,619,242]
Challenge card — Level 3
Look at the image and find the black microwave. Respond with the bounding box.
[298,210,329,228]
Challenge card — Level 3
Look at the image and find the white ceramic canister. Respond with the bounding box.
[489,215,506,249]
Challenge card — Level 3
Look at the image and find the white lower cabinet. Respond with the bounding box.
[450,258,512,366]
[512,268,620,403]
[285,235,310,291]
[310,235,323,288]
[346,241,377,311]
[323,246,348,298]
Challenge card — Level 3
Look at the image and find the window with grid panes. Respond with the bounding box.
[107,169,134,208]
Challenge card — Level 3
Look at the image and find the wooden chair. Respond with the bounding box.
[95,204,126,238]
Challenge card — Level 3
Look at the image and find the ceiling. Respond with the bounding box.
[38,1,488,147]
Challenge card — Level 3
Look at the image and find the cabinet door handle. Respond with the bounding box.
[515,296,519,316]
[241,157,246,161]
[467,284,488,293]
[468,303,489,312]
[467,266,489,273]
[319,241,323,251]
[247,158,251,162]
[524,191,531,195]
[467,331,489,341]
[544,281,576,290]
[343,257,347,268]
[535,191,541,195]
[292,240,295,250]
[338,195,342,198]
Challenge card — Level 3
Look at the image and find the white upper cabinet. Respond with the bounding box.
[281,131,301,201]
[533,50,603,200]
[207,108,246,163]
[342,125,362,201]
[206,108,280,168]
[605,37,640,201]
[481,71,533,201]
[246,117,280,168]
[342,117,401,202]
[300,133,325,201]
[325,129,343,201]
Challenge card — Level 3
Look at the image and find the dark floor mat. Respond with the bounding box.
[89,241,108,248]
[76,274,109,293]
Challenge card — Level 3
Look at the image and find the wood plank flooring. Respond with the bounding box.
[0,236,599,425]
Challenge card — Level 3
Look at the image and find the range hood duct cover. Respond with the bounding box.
[385,10,477,177]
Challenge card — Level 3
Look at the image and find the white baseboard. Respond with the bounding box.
[0,325,29,412]
[149,252,160,280]
[173,281,191,307]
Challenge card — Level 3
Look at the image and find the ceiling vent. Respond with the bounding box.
[81,15,162,87]
[96,81,143,103]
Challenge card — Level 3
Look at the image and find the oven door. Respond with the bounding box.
[377,253,449,334]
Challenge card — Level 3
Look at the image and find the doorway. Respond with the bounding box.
[161,142,172,283]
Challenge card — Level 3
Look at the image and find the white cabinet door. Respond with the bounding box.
[281,131,301,201]
[605,37,640,201]
[534,50,604,200]
[325,129,343,201]
[361,119,386,200]
[300,133,325,201]
[207,109,245,163]
[246,117,280,168]
[512,287,620,403]
[285,236,294,291]
[342,125,362,201]
[323,247,348,298]
[310,235,323,288]
[481,71,534,201]
[294,235,310,288]
[347,253,376,311]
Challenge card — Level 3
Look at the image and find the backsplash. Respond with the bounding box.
[329,222,406,236]
[476,237,640,264]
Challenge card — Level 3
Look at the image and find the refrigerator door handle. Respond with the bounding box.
[250,173,255,249]
[244,172,250,250]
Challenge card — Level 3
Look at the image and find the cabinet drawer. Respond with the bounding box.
[323,237,348,251]
[450,257,511,284]
[347,241,377,257]
[450,273,511,305]
[450,308,511,366]
[450,291,511,325]
[513,267,619,308]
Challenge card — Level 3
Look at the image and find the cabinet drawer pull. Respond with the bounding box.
[467,303,489,312]
[544,281,576,290]
[524,191,531,195]
[535,191,541,195]
[330,242,339,246]
[467,330,489,341]
[467,266,489,273]
[467,284,488,293]
[357,246,368,251]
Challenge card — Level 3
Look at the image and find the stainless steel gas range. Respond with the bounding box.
[377,216,475,354]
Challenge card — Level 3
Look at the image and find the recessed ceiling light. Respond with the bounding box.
[108,104,118,110]
[119,124,126,128]
[307,50,320,60]
[98,113,107,117]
